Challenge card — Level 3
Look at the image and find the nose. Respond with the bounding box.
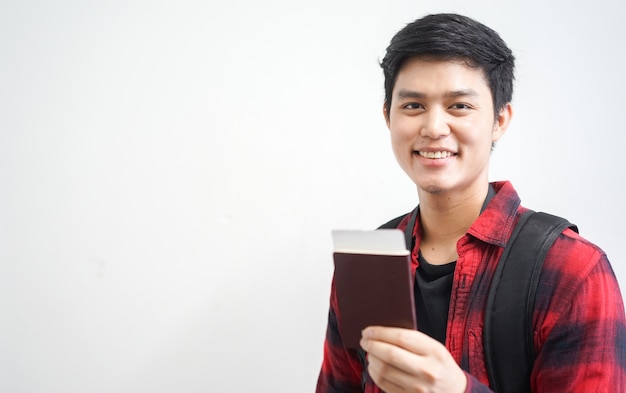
[420,108,450,139]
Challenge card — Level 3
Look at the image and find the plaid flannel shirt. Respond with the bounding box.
[316,181,626,392]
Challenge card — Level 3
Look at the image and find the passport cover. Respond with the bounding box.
[332,230,416,349]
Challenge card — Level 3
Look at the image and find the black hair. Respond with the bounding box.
[381,13,515,116]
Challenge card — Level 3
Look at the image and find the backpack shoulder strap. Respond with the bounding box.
[484,210,577,393]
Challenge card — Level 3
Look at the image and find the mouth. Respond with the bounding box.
[415,150,455,159]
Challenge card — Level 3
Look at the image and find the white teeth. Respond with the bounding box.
[418,151,453,159]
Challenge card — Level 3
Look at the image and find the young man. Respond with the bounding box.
[316,13,626,393]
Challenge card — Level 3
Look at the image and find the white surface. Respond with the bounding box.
[1,1,624,392]
[332,229,408,255]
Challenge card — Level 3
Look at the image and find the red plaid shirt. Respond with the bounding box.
[316,181,626,392]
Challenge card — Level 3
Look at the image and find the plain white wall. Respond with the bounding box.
[1,0,624,392]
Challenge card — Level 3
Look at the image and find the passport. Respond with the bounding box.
[331,229,417,349]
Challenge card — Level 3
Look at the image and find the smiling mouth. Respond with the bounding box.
[416,151,455,159]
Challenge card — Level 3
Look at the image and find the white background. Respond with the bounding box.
[1,0,624,392]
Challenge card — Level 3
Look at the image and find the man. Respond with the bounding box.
[316,13,626,393]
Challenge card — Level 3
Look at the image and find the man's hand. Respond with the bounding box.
[360,326,467,393]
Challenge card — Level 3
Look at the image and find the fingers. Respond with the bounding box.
[361,326,442,356]
[365,354,408,392]
[359,326,468,393]
[361,333,426,376]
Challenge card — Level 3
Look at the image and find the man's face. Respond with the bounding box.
[385,57,511,196]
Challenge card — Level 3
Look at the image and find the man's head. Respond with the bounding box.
[381,13,515,117]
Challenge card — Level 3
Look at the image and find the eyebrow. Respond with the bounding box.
[395,88,480,99]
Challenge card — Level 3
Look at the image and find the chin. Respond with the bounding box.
[413,179,447,195]
[423,185,447,195]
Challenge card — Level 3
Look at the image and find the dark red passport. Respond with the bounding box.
[332,230,416,349]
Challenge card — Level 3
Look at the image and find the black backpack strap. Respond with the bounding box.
[484,211,577,393]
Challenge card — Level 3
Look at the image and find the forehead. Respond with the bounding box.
[393,57,491,97]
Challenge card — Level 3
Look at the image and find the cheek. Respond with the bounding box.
[389,130,413,159]
[388,130,410,162]
[388,118,416,142]
[390,131,407,147]
[456,120,495,145]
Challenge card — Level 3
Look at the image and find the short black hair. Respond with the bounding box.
[381,13,515,115]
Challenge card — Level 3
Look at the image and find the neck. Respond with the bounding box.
[416,183,490,264]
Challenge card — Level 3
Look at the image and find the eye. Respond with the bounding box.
[402,102,425,110]
[450,103,472,110]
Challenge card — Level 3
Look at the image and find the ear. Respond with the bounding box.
[383,103,390,128]
[492,103,513,142]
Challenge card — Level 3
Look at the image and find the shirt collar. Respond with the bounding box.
[467,181,522,247]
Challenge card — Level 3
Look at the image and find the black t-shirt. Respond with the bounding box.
[414,253,456,344]
[413,184,496,343]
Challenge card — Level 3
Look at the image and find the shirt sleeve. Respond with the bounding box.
[316,278,365,393]
[464,372,495,393]
[531,235,626,392]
